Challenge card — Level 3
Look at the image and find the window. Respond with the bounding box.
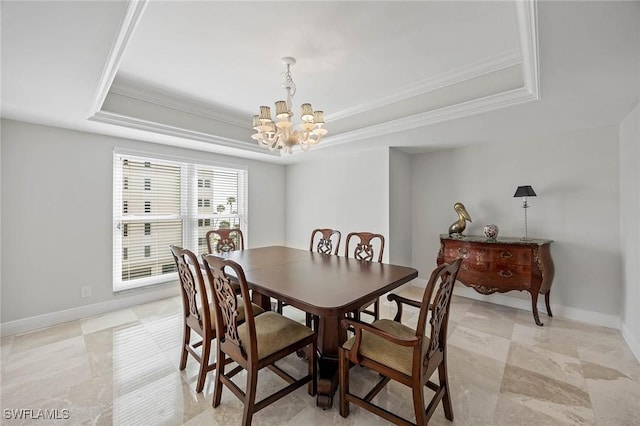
[162,263,176,274]
[113,152,247,291]
[197,179,211,188]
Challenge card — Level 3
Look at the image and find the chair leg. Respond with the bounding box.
[338,348,350,418]
[212,347,225,408]
[180,325,190,370]
[242,367,259,426]
[439,359,454,420]
[195,336,211,393]
[276,300,284,314]
[413,381,427,426]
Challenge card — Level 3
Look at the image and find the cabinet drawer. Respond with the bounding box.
[444,245,531,266]
[458,264,532,291]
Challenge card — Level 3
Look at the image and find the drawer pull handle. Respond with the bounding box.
[458,248,468,256]
[500,251,513,259]
[499,270,513,278]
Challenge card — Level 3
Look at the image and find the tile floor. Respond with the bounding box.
[1,286,639,425]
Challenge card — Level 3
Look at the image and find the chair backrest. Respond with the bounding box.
[202,254,257,363]
[416,258,462,360]
[206,228,244,254]
[309,228,341,255]
[170,245,212,333]
[344,232,385,263]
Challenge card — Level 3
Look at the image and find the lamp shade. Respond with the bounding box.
[514,185,537,198]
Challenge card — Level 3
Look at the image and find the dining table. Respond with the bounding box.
[220,245,419,408]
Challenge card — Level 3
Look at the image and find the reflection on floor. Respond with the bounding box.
[2,286,639,425]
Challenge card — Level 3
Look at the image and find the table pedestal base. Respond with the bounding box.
[316,357,338,409]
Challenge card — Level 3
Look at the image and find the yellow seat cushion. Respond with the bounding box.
[342,319,428,376]
[200,299,264,326]
[238,311,314,360]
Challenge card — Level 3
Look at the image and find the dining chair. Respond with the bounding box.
[338,258,462,426]
[202,253,317,426]
[206,228,244,254]
[309,228,342,255]
[344,231,385,322]
[276,228,342,328]
[170,245,264,393]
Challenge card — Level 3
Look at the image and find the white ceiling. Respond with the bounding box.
[1,1,639,164]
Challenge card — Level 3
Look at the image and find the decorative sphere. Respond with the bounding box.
[483,224,499,240]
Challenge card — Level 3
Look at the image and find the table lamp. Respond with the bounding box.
[514,185,536,240]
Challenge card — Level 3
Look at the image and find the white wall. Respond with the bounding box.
[285,147,390,260]
[410,125,621,326]
[389,148,412,266]
[0,119,286,330]
[620,102,640,360]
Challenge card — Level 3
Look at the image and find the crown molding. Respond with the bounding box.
[326,49,521,122]
[319,0,541,149]
[86,0,540,157]
[88,0,149,117]
[89,110,278,156]
[515,0,540,99]
[109,77,249,128]
[321,86,537,148]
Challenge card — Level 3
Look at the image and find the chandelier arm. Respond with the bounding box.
[295,130,311,151]
[256,132,281,151]
[299,127,323,146]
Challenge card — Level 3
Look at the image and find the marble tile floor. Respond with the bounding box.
[1,287,639,425]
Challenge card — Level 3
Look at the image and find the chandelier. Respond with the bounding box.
[252,57,327,154]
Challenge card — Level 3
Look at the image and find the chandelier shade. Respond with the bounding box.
[252,57,327,154]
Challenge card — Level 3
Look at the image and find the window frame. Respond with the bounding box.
[113,150,248,292]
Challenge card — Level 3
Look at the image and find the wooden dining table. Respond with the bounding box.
[221,245,418,408]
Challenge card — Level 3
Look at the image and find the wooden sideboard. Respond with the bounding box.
[437,234,555,326]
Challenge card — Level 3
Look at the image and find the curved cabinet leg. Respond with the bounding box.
[545,291,553,317]
[530,290,543,326]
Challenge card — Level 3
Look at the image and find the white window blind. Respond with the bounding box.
[113,152,247,292]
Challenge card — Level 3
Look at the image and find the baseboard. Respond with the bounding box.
[408,279,635,361]
[408,279,621,330]
[620,322,640,364]
[0,286,180,337]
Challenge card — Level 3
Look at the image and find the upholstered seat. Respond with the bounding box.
[202,253,317,426]
[342,318,429,376]
[339,258,463,426]
[238,311,314,360]
[171,245,250,393]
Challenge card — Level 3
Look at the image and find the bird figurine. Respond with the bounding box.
[448,202,472,237]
